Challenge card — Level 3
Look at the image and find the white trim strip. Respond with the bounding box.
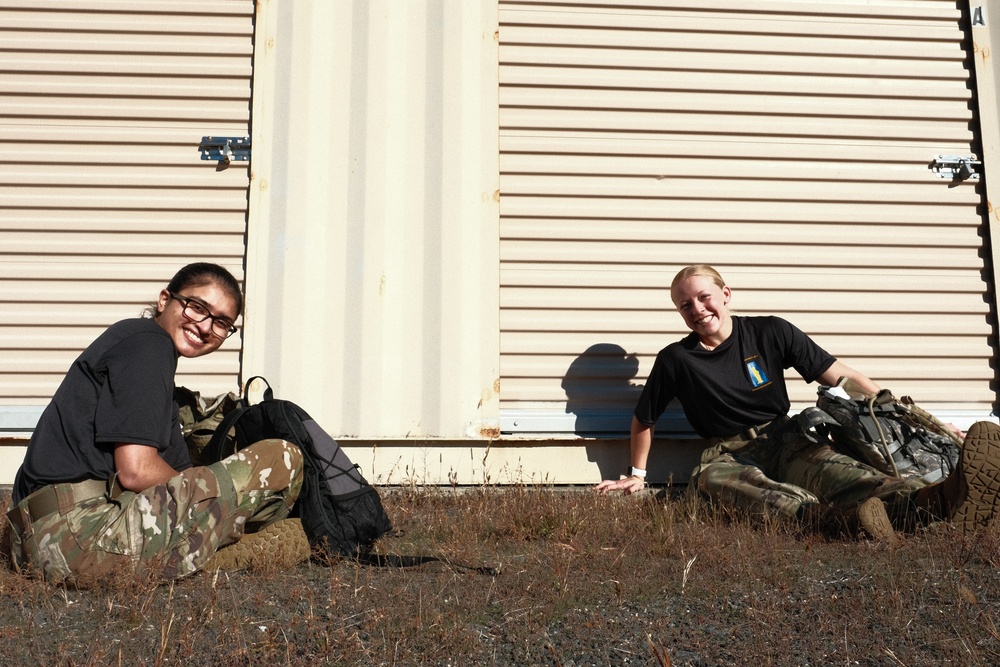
[0,406,45,435]
[500,409,997,437]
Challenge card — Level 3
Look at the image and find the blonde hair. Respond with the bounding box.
[670,264,726,291]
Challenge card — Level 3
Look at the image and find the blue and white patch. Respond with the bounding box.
[745,358,771,389]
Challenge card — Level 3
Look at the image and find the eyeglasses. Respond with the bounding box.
[168,292,239,339]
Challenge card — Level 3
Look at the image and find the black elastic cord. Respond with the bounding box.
[354,552,499,576]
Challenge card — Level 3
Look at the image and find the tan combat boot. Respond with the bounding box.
[801,497,897,543]
[205,518,312,571]
[853,497,898,543]
[913,420,1000,532]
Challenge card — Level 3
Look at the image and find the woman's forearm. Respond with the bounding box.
[630,416,654,472]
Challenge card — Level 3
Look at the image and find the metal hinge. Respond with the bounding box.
[930,155,981,181]
[199,136,251,165]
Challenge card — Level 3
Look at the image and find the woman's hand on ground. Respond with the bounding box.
[594,476,645,496]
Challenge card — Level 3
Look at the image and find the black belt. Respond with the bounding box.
[7,477,123,535]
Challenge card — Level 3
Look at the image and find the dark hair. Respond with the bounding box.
[161,262,244,316]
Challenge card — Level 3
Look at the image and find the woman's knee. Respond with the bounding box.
[215,439,304,492]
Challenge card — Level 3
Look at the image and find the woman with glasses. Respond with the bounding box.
[7,263,304,583]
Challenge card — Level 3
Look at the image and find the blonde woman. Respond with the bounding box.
[596,265,1000,539]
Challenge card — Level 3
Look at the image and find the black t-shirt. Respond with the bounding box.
[13,318,193,503]
[633,316,836,439]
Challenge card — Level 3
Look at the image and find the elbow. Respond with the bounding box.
[113,467,146,492]
[112,445,159,492]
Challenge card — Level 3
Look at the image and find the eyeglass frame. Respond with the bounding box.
[167,291,239,339]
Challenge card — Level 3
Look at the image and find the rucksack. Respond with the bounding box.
[809,380,962,484]
[174,386,243,467]
[202,377,393,558]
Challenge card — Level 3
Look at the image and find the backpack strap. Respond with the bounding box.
[200,376,275,462]
[795,407,839,444]
[356,552,499,576]
[243,375,274,403]
[900,395,964,447]
[862,392,900,477]
[203,401,250,462]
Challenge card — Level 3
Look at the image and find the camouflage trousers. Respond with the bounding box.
[7,439,303,583]
[691,419,924,520]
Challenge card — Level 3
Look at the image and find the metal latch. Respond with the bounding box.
[930,155,981,181]
[199,136,251,165]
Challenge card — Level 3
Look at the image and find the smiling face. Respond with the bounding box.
[155,280,239,358]
[670,274,733,349]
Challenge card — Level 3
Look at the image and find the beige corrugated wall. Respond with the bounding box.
[0,0,253,436]
[243,0,501,443]
[499,0,996,434]
[971,2,1000,284]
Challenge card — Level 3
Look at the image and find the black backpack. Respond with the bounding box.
[203,378,393,558]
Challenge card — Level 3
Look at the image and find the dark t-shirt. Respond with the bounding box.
[13,318,192,503]
[633,316,836,439]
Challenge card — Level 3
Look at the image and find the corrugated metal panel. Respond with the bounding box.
[0,0,253,414]
[243,0,500,439]
[969,1,1000,310]
[499,0,995,432]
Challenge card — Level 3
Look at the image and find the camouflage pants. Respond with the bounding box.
[8,439,303,583]
[692,420,923,520]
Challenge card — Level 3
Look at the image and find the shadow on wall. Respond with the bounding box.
[562,343,644,480]
[562,343,704,485]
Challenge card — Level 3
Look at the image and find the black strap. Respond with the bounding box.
[243,375,274,402]
[204,403,248,461]
[203,376,276,461]
[355,551,499,576]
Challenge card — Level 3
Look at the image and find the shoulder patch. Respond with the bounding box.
[745,356,771,390]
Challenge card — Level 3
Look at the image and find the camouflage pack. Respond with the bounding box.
[811,380,961,484]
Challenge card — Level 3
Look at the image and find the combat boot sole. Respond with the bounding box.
[855,497,898,544]
[950,421,1000,532]
[206,518,311,571]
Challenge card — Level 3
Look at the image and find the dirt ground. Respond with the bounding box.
[2,486,999,666]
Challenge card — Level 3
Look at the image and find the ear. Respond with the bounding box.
[156,289,171,316]
[722,285,732,304]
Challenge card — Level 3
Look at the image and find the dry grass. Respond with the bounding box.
[2,486,1000,666]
